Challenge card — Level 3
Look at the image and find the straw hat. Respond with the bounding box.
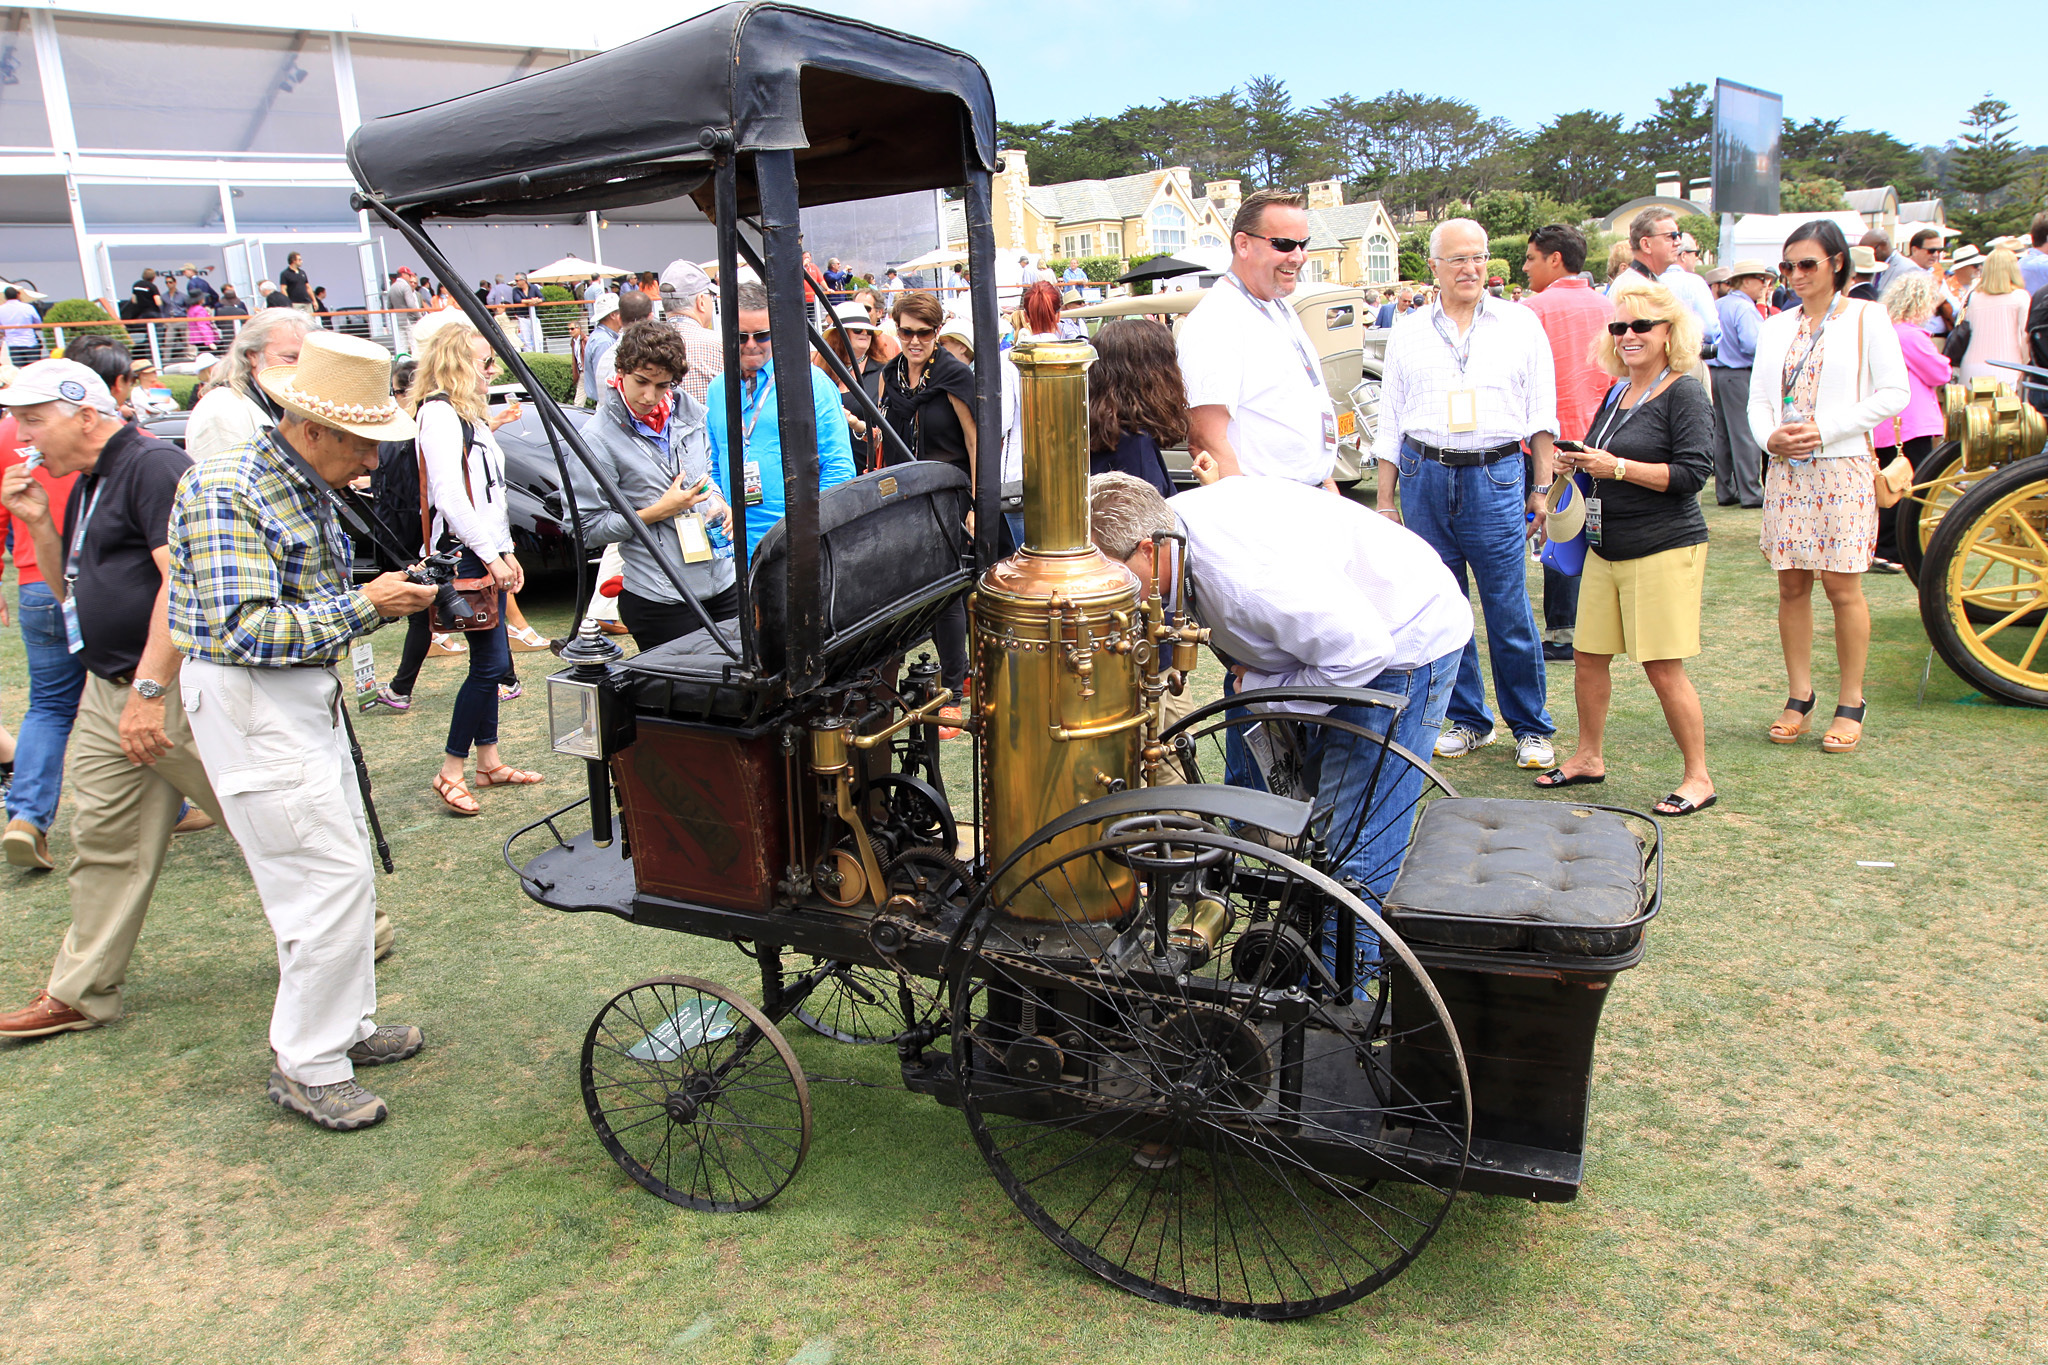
[1545,472,1586,542]
[1946,245,1985,272]
[1849,246,1880,276]
[257,331,415,440]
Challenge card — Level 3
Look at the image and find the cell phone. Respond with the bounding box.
[1553,440,1586,453]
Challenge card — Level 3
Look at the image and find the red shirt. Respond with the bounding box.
[1522,277,1617,443]
[0,415,79,587]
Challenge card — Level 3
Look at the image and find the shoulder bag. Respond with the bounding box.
[417,397,500,633]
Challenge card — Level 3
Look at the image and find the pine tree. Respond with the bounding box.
[1953,96,2020,210]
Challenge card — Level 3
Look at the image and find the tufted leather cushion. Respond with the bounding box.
[1384,798,1646,956]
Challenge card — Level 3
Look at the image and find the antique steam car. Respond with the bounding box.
[344,2,1662,1318]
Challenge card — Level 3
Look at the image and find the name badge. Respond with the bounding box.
[61,595,85,654]
[1320,408,1338,453]
[742,459,764,507]
[1584,496,1603,548]
[1447,389,1478,433]
[675,513,713,564]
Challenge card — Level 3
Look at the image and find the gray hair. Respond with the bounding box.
[226,308,315,402]
[1882,269,1939,325]
[733,282,769,314]
[1088,472,1176,562]
[1428,218,1487,259]
[1627,207,1678,249]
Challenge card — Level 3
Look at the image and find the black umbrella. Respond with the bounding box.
[1116,255,1204,284]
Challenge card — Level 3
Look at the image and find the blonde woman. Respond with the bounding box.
[1955,248,2031,383]
[408,322,542,814]
[1747,220,1907,755]
[1543,279,1718,815]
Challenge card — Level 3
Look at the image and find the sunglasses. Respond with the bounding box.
[1778,256,1833,275]
[897,325,937,340]
[1246,233,1311,254]
[1606,318,1668,335]
[737,329,774,345]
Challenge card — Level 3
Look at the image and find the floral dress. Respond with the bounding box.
[1759,301,1876,573]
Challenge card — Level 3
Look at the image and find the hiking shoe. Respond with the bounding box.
[173,806,216,835]
[346,1023,424,1068]
[0,990,95,1038]
[3,819,53,871]
[267,1069,388,1130]
[497,681,523,702]
[363,685,411,713]
[1433,725,1497,760]
[1515,734,1557,770]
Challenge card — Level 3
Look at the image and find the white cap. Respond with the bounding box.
[0,358,121,417]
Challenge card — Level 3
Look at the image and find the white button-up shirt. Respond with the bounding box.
[1171,477,1473,713]
[1370,297,1558,461]
[1176,273,1338,484]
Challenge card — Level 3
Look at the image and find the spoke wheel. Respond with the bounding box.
[581,975,812,1212]
[1897,440,1968,584]
[865,772,959,862]
[1919,457,2048,706]
[793,852,971,1045]
[951,820,1470,1319]
[1159,696,1456,905]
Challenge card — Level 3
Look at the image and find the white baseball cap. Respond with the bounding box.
[0,358,121,418]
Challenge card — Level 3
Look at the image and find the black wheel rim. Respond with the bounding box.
[792,960,908,1045]
[951,826,1470,1319]
[581,975,812,1212]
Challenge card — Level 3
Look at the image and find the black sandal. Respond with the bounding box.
[1822,700,1867,755]
[1768,693,1816,745]
[1533,767,1605,789]
[1655,791,1718,817]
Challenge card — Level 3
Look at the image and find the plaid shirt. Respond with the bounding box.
[169,428,381,667]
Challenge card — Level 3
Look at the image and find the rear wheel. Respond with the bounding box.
[1918,456,2048,706]
[1898,440,1969,586]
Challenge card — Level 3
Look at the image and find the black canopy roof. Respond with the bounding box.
[345,2,998,220]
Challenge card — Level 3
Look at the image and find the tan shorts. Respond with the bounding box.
[1575,542,1707,662]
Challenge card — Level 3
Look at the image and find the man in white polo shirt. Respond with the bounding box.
[1176,189,1338,487]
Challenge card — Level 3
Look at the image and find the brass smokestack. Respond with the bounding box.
[973,339,1143,922]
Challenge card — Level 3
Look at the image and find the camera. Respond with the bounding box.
[404,547,469,623]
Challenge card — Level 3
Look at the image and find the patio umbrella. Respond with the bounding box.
[894,245,968,272]
[525,255,609,283]
[1117,255,1204,284]
[0,278,48,300]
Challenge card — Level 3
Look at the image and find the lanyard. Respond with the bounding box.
[1784,294,1843,399]
[1223,273,1322,387]
[273,436,351,576]
[1590,368,1672,452]
[62,479,108,589]
[741,371,777,448]
[1428,303,1480,380]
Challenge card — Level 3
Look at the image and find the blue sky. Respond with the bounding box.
[780,0,2030,153]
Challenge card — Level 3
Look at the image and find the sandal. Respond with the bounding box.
[432,773,481,816]
[1768,692,1816,744]
[476,764,545,787]
[1655,791,1718,817]
[1821,700,1866,755]
[1533,767,1605,789]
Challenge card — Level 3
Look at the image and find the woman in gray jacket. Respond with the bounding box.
[577,320,737,649]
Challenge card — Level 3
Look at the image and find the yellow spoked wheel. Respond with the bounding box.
[1918,456,2048,707]
[1896,441,1969,584]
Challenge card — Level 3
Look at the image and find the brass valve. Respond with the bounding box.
[1960,391,2047,472]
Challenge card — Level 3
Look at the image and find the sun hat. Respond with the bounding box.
[1946,245,1985,272]
[256,331,415,441]
[831,301,876,331]
[937,318,975,356]
[1538,471,1592,577]
[0,358,121,418]
[1724,258,1774,280]
[1702,266,1732,286]
[1849,246,1880,276]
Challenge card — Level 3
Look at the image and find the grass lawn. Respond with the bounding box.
[3,498,2044,1363]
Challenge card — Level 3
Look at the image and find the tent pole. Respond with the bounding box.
[962,166,1001,572]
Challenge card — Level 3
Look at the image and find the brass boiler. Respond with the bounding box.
[975,340,1144,922]
[1943,377,2048,471]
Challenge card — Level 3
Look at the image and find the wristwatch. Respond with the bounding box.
[132,678,167,700]
[1613,458,1629,482]
[1530,482,1552,496]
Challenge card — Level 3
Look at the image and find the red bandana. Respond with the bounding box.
[611,376,671,434]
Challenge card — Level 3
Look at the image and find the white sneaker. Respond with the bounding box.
[1515,734,1557,770]
[1433,725,1498,759]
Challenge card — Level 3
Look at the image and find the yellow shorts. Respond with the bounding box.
[1575,543,1707,662]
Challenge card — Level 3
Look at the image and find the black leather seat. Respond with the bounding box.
[623,463,972,723]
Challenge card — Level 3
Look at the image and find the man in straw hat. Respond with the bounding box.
[166,330,438,1130]
[1707,259,1775,509]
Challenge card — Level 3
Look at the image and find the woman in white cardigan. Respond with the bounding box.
[1748,219,1908,755]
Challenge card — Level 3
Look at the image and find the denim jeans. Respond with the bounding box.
[442,554,510,761]
[1397,446,1552,739]
[8,581,89,831]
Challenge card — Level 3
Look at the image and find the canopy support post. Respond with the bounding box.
[756,148,826,688]
[962,165,1002,571]
[712,145,756,671]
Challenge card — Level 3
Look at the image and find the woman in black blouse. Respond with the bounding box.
[1538,277,1717,817]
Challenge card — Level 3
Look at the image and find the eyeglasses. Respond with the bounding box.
[1246,233,1311,254]
[737,329,774,345]
[1779,256,1832,275]
[1606,318,1668,335]
[897,325,937,341]
[1433,253,1490,269]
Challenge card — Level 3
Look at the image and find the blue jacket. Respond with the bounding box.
[706,357,857,557]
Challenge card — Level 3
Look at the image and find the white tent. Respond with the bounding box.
[1722,212,1868,272]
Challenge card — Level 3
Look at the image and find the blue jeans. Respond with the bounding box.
[1316,648,1461,905]
[8,581,89,831]
[443,555,510,761]
[1397,447,1552,738]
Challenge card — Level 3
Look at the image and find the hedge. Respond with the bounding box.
[162,374,202,410]
[494,351,575,404]
[1044,256,1126,284]
[44,298,127,340]
[538,285,579,342]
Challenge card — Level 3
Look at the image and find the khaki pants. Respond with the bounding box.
[46,673,224,1023]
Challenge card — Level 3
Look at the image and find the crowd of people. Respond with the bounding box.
[2,192,2045,1130]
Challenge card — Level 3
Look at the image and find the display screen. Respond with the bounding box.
[1713,80,1783,217]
